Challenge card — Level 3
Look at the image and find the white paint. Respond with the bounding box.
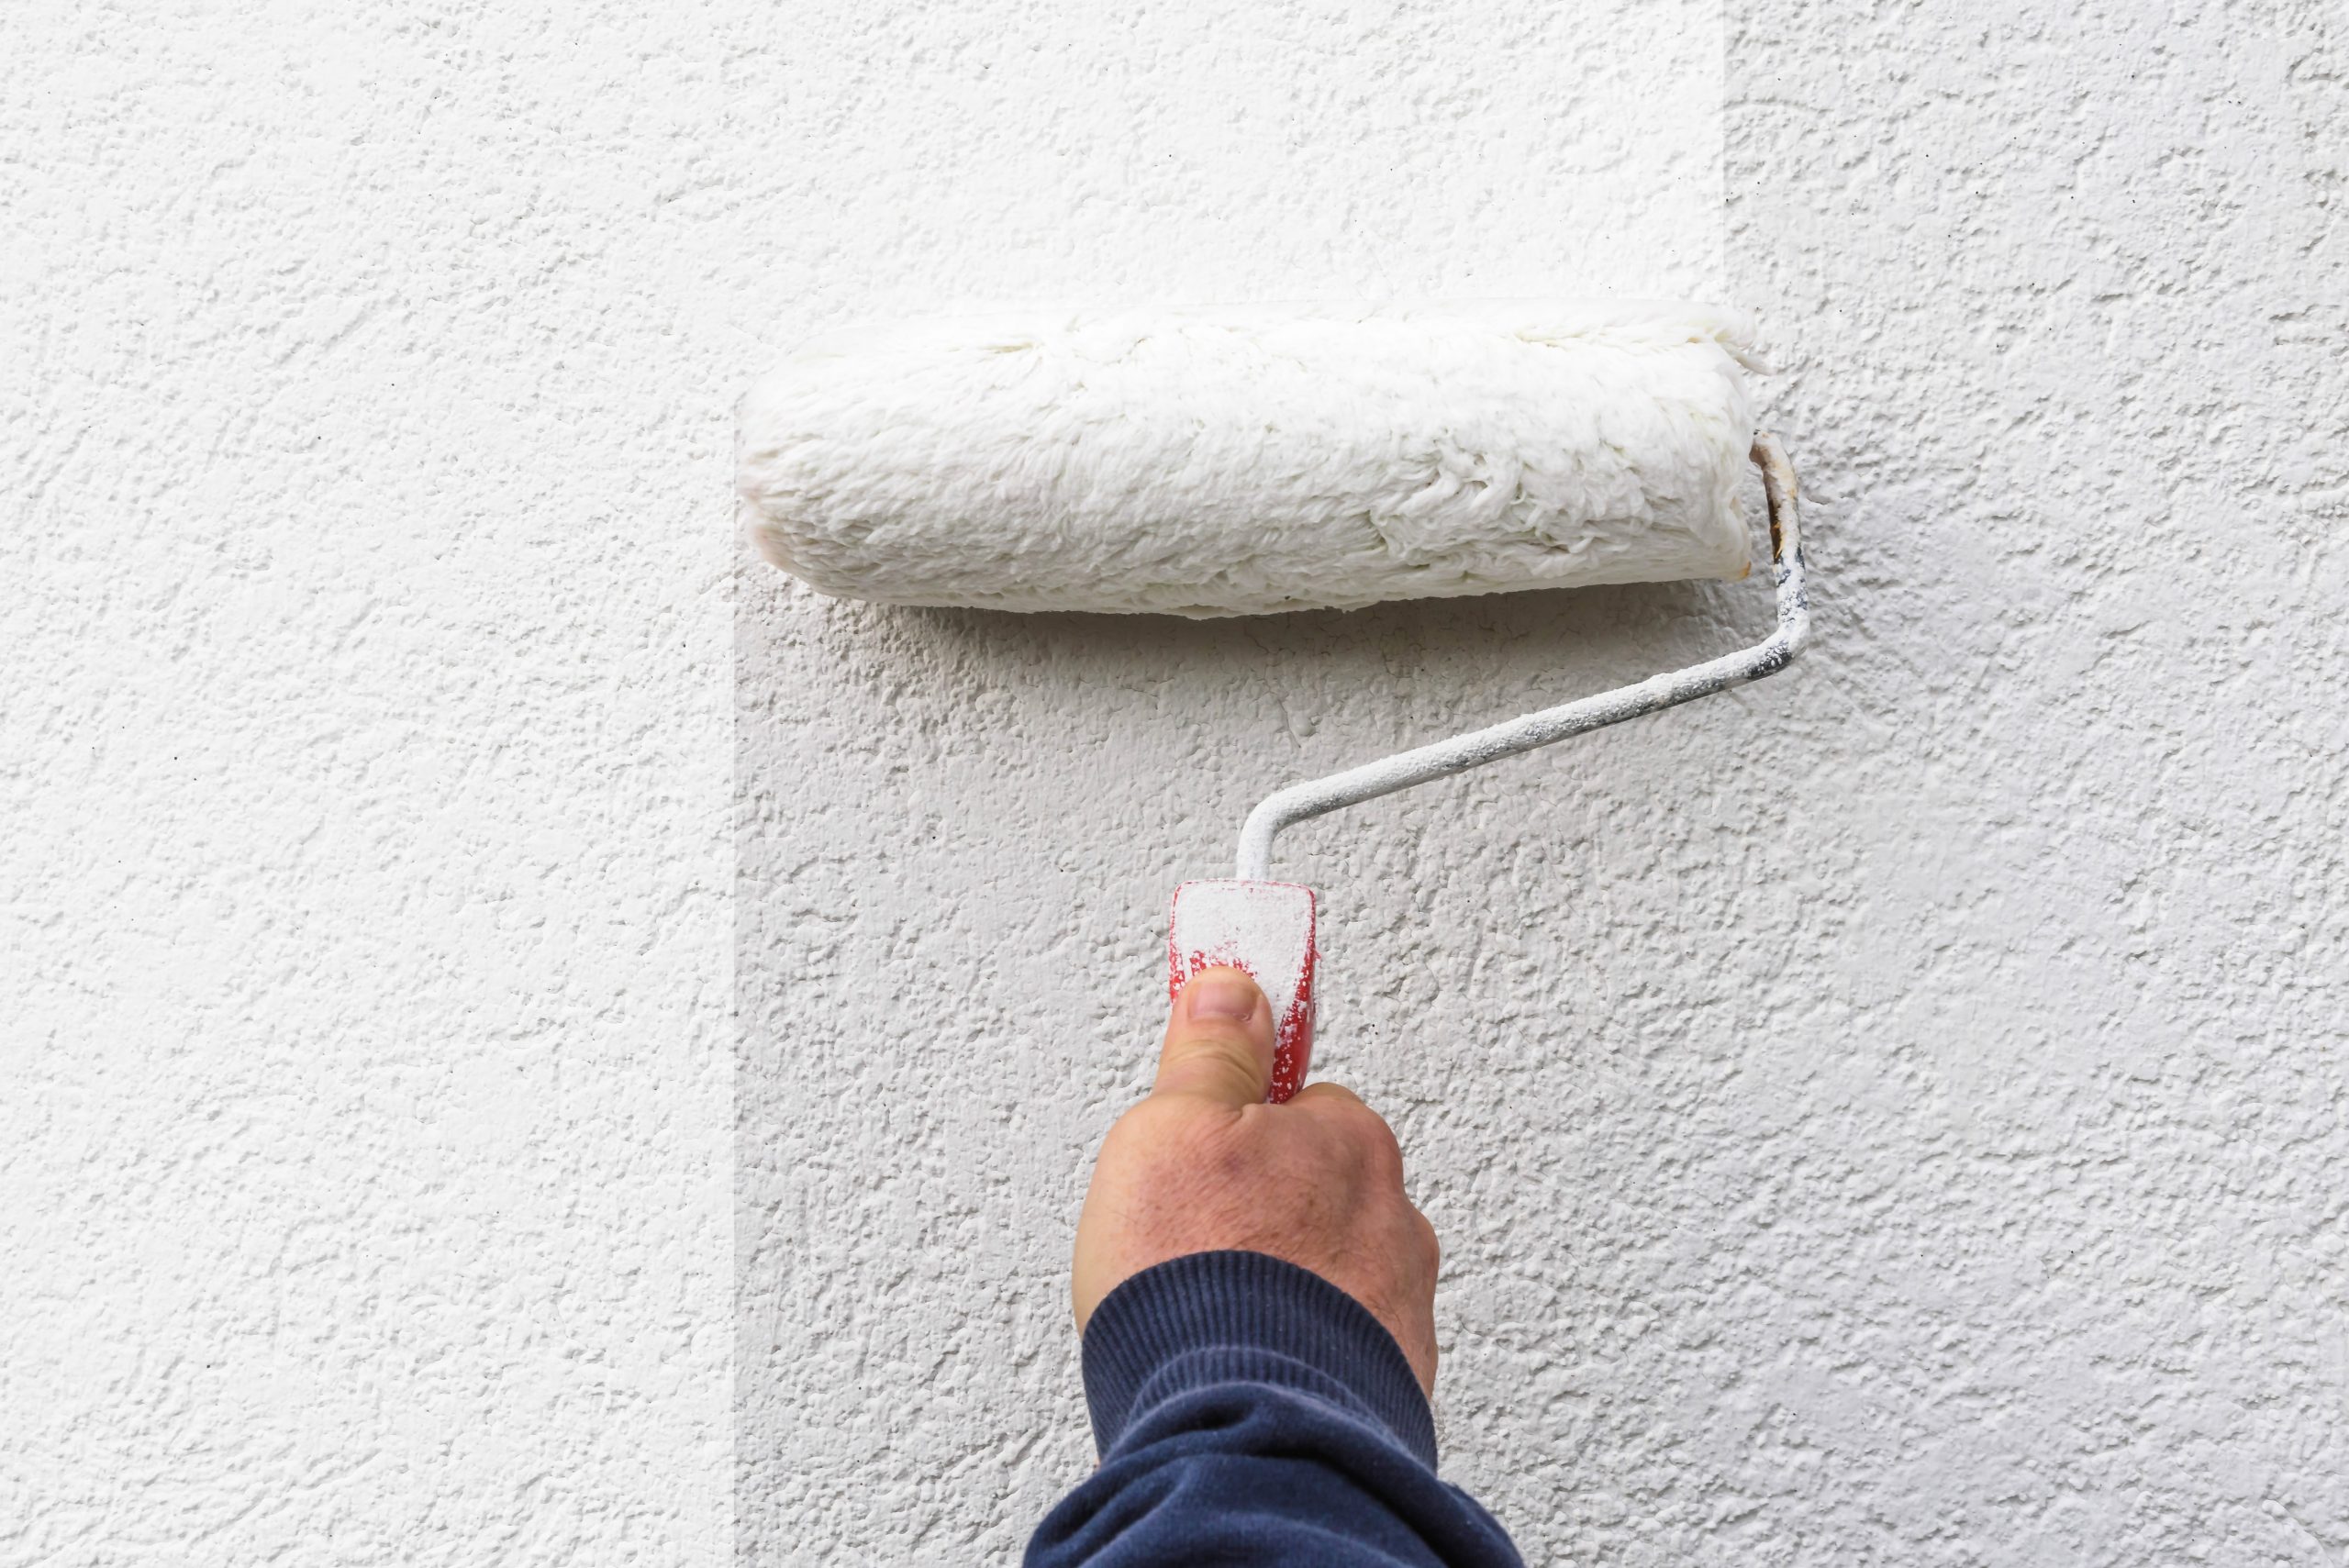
[738,303,1757,616]
[10,0,2343,1564]
[4,3,737,1562]
[741,0,2349,1563]
[1168,880,1319,1099]
[1169,883,1316,1018]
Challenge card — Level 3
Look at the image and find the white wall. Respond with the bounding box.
[7,0,2343,1564]
[736,0,1731,1560]
[741,1,2349,1564]
[1707,4,2349,1560]
[5,3,737,1561]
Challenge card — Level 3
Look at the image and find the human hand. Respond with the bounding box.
[1070,966,1441,1391]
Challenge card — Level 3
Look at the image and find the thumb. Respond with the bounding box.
[1154,967,1276,1106]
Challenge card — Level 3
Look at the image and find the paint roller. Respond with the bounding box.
[738,301,1810,1099]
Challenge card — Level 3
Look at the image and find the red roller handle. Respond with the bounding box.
[1167,879,1318,1103]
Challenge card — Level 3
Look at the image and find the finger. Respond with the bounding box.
[1289,1082,1388,1140]
[1286,1082,1366,1112]
[1154,966,1275,1106]
[1289,1082,1406,1179]
[1414,1207,1442,1274]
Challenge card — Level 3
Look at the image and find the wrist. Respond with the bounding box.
[1079,1249,1437,1466]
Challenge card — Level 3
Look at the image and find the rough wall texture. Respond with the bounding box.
[741,3,2348,1566]
[7,0,2343,1563]
[1704,4,2349,1559]
[735,1,1731,1560]
[4,3,735,1562]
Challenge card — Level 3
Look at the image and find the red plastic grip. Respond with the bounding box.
[1167,879,1318,1103]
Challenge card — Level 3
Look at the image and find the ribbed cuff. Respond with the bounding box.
[1080,1250,1436,1467]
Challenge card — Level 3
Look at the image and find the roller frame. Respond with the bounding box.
[1234,434,1811,881]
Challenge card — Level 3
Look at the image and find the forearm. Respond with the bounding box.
[1027,1251,1520,1568]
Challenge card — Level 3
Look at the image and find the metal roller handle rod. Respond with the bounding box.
[1234,434,1811,883]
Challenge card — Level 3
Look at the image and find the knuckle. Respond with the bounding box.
[1351,1107,1405,1173]
[1180,1018,1256,1053]
[1165,1029,1267,1095]
[1107,1095,1180,1149]
[1202,1034,1268,1084]
[1353,1130,1402,1186]
[1111,1098,1232,1172]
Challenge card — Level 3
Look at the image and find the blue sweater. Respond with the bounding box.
[1026,1251,1521,1566]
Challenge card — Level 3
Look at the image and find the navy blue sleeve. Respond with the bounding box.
[1025,1250,1521,1567]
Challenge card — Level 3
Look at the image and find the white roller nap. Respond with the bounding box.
[737,301,1762,617]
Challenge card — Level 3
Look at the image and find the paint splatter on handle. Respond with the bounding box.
[1167,880,1318,1103]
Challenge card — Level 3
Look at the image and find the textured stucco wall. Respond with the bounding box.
[741,2,2348,1566]
[736,1,1731,1560]
[8,0,2344,1563]
[6,4,736,1562]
